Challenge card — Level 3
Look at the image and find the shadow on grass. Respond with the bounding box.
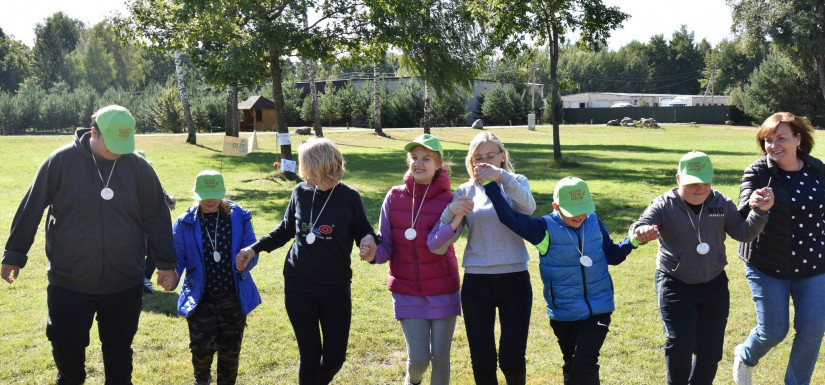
[141,290,180,316]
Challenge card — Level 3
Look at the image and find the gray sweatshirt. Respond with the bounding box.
[2,129,176,294]
[629,188,768,284]
[436,171,536,274]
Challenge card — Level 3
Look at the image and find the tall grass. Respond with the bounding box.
[1,125,823,384]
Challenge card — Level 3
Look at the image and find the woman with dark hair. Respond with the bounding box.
[732,112,825,385]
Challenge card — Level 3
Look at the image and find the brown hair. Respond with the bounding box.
[406,145,449,182]
[198,198,232,218]
[756,112,815,155]
[298,138,345,185]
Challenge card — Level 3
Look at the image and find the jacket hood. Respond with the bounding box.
[73,128,93,157]
[403,166,451,199]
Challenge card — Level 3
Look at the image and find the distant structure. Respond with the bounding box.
[562,92,729,108]
[238,96,276,131]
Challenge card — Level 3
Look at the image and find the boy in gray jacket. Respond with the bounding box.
[629,151,773,385]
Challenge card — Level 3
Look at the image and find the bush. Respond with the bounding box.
[384,81,424,128]
[39,82,79,130]
[481,85,523,125]
[431,90,469,127]
[152,87,183,132]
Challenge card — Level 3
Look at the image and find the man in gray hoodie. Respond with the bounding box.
[1,105,178,384]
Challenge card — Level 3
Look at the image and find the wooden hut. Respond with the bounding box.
[238,96,276,131]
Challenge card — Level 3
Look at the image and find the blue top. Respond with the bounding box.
[484,182,636,321]
[173,201,261,316]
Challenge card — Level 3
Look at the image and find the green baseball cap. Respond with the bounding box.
[553,176,596,217]
[677,151,714,184]
[193,170,226,200]
[136,150,153,165]
[404,134,443,157]
[94,105,135,154]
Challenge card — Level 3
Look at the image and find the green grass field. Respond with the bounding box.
[1,124,823,384]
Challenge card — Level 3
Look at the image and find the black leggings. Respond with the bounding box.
[461,271,533,385]
[284,287,352,385]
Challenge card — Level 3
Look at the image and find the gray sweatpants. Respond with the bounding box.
[400,317,457,385]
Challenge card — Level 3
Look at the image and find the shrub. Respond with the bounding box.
[481,85,523,125]
[152,87,183,132]
[431,90,469,127]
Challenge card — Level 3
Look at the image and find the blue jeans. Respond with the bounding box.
[738,265,825,385]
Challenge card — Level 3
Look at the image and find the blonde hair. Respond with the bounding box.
[298,137,345,185]
[465,132,514,178]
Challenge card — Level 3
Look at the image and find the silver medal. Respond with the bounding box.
[306,232,316,244]
[213,251,221,262]
[100,187,114,200]
[580,255,593,267]
[696,242,710,255]
[404,228,417,240]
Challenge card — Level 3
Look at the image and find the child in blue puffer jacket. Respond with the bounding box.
[483,175,658,384]
[173,170,261,385]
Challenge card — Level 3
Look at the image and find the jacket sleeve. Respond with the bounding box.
[598,217,636,265]
[483,181,546,245]
[2,154,58,268]
[240,208,259,271]
[351,190,376,246]
[172,216,187,288]
[252,187,298,253]
[141,164,176,270]
[629,196,665,236]
[500,171,536,215]
[724,196,769,242]
[738,162,760,216]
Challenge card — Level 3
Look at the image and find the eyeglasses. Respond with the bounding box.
[472,152,501,163]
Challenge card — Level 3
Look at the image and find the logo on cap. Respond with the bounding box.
[568,189,584,201]
[204,179,218,189]
[687,161,705,172]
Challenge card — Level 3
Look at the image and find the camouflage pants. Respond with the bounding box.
[187,291,246,385]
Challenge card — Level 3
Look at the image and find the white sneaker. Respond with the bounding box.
[733,344,753,385]
[143,278,155,294]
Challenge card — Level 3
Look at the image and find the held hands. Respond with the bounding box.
[1,264,20,284]
[748,186,774,211]
[156,269,179,291]
[359,234,377,262]
[168,196,177,211]
[473,163,502,184]
[448,196,474,218]
[236,247,256,271]
[634,225,660,243]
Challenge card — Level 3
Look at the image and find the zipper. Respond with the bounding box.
[577,228,593,318]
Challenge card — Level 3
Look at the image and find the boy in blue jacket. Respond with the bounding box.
[483,175,658,384]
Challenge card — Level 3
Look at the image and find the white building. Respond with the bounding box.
[562,92,729,108]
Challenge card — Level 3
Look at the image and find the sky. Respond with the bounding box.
[0,0,734,50]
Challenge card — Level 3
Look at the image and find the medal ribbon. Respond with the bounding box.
[200,210,220,256]
[91,155,117,193]
[409,182,432,232]
[309,184,337,235]
[679,197,705,245]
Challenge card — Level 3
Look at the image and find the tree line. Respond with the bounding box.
[1,1,824,160]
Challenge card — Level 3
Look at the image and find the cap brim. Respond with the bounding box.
[102,135,135,154]
[678,174,712,184]
[194,190,226,200]
[558,200,596,217]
